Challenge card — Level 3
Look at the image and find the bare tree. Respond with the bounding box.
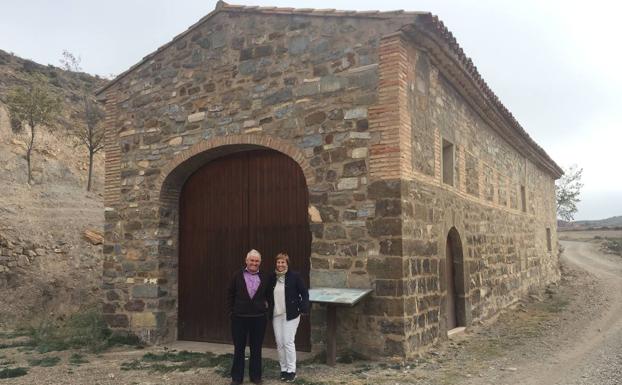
[556,165,583,221]
[5,77,60,184]
[79,95,105,191]
[59,50,81,72]
[60,50,105,191]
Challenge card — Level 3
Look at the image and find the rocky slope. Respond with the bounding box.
[0,49,107,327]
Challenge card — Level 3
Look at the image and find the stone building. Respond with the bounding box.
[96,1,563,358]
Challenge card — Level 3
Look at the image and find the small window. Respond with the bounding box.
[442,139,454,186]
[520,185,526,212]
[546,228,552,251]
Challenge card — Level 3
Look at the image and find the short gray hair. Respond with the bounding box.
[246,249,261,259]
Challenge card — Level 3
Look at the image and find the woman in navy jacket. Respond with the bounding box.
[269,252,309,383]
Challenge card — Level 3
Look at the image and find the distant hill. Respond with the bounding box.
[558,215,622,230]
[0,49,106,132]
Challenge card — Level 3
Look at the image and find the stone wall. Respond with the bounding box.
[0,233,40,288]
[399,42,560,356]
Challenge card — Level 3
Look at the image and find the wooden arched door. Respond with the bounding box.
[445,227,466,331]
[445,236,458,330]
[178,149,311,351]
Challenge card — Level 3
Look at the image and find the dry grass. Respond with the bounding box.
[558,229,622,241]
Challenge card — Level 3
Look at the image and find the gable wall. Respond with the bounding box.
[102,10,416,355]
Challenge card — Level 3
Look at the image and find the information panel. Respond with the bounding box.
[308,288,372,306]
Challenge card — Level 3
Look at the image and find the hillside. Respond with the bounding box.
[559,216,622,231]
[0,49,107,327]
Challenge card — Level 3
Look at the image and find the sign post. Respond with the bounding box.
[308,288,373,366]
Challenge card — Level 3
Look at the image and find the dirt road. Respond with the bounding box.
[558,241,622,385]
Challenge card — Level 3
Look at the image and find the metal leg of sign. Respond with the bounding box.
[326,304,337,366]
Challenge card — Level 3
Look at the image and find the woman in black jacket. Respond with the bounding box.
[269,252,309,383]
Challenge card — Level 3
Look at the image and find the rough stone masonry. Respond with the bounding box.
[96,1,563,359]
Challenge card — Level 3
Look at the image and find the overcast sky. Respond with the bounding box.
[1,0,620,220]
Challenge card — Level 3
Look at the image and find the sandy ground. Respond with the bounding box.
[1,239,621,385]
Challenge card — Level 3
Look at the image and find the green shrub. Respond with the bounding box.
[0,367,28,379]
[604,238,622,255]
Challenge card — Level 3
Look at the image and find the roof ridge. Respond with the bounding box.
[219,1,424,18]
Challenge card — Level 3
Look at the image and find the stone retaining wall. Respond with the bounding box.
[0,233,40,287]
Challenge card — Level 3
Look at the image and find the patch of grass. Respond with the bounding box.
[541,297,570,313]
[438,370,464,385]
[27,308,143,353]
[292,379,328,385]
[28,355,61,367]
[121,349,312,382]
[0,331,35,350]
[213,353,282,379]
[122,351,234,374]
[0,330,31,339]
[0,367,28,379]
[120,359,143,371]
[463,338,505,360]
[351,363,373,374]
[0,358,16,366]
[106,331,143,348]
[336,349,368,364]
[299,351,326,365]
[141,350,206,362]
[0,340,34,350]
[69,353,89,365]
[260,357,281,379]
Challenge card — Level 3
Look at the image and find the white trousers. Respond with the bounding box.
[272,314,300,373]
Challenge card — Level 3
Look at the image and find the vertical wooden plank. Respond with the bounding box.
[247,150,311,351]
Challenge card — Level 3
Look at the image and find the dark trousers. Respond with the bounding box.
[231,315,267,382]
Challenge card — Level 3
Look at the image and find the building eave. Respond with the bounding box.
[402,15,563,179]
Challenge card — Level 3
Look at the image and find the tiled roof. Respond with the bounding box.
[217,1,425,18]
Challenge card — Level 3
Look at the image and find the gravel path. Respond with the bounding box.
[460,240,622,385]
[544,241,622,385]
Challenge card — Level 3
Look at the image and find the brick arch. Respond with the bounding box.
[156,134,314,195]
